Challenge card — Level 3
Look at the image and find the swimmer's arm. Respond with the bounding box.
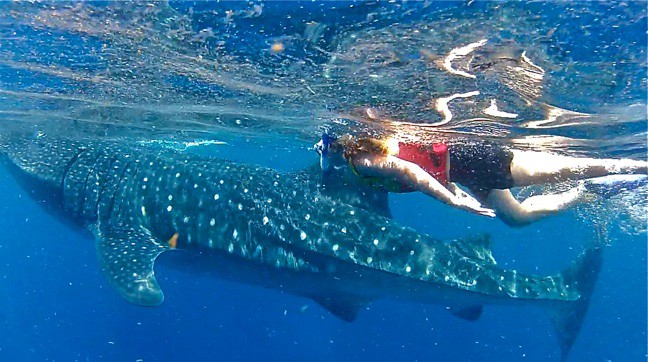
[352,154,495,217]
[354,154,455,202]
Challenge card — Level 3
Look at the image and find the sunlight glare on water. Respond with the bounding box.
[0,1,644,158]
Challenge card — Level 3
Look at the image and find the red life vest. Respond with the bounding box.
[397,142,449,185]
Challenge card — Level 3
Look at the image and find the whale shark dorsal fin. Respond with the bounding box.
[311,295,372,322]
[94,224,171,306]
[450,234,497,265]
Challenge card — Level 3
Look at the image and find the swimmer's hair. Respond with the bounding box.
[334,134,390,159]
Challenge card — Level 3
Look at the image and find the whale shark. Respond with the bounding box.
[0,134,602,360]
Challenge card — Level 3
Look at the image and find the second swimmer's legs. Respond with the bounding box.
[509,150,648,187]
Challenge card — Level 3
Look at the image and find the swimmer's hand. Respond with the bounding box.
[448,183,496,217]
[453,199,496,217]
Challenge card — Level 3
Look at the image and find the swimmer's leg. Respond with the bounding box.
[509,150,648,187]
[485,188,586,227]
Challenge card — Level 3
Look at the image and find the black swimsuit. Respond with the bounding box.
[448,141,515,198]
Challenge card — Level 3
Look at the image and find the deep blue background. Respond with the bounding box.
[0,141,645,361]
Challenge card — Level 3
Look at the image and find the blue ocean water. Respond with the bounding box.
[1,140,646,361]
[0,2,646,361]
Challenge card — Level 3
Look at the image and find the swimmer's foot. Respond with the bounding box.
[581,174,648,199]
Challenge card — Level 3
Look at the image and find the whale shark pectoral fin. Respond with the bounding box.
[450,305,483,321]
[94,225,171,307]
[311,294,372,322]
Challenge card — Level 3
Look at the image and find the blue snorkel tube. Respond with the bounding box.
[315,131,337,175]
[315,131,336,156]
[320,132,332,157]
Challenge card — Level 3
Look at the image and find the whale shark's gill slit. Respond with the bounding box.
[78,152,101,220]
[78,161,93,217]
[93,154,121,218]
[60,148,87,190]
[106,160,137,221]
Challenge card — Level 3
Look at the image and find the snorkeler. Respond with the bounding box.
[314,133,648,226]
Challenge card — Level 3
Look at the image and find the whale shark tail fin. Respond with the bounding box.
[549,227,605,361]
